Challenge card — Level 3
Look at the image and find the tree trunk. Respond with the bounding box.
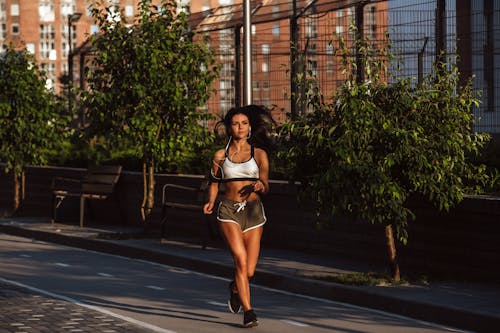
[140,159,155,224]
[12,167,20,214]
[12,163,25,216]
[385,224,401,281]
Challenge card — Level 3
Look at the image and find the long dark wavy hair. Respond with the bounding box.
[215,104,277,153]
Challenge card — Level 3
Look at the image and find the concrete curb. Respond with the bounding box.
[1,224,498,333]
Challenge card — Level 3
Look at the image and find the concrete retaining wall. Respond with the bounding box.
[1,164,499,281]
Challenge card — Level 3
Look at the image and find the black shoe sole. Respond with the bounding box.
[243,320,259,328]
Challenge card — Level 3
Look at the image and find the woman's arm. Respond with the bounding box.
[203,181,219,214]
[253,148,270,194]
[203,149,224,214]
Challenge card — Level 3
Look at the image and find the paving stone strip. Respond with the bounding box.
[0,281,155,333]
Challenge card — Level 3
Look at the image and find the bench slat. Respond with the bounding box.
[83,174,120,184]
[82,183,114,195]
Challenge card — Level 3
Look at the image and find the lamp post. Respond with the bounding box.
[67,12,82,115]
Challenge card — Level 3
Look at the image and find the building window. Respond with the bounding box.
[262,61,269,73]
[11,23,19,35]
[365,4,377,40]
[61,24,77,58]
[40,24,55,40]
[0,1,5,21]
[326,43,334,55]
[39,0,55,22]
[305,16,317,38]
[327,61,334,73]
[10,4,19,16]
[125,5,134,17]
[1,23,6,39]
[61,0,76,18]
[262,44,270,55]
[90,24,99,35]
[26,43,35,54]
[308,59,318,77]
[263,80,270,89]
[40,24,56,59]
[41,62,56,90]
[272,24,280,37]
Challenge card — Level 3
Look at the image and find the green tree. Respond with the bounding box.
[0,45,66,214]
[83,0,218,223]
[278,36,493,280]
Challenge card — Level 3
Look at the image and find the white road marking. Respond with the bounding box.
[19,254,31,258]
[97,273,113,277]
[281,319,310,327]
[54,263,70,267]
[0,277,177,333]
[146,285,165,291]
[207,301,227,307]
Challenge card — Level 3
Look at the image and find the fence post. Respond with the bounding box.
[290,0,299,120]
[234,25,242,108]
[435,0,446,66]
[355,1,366,83]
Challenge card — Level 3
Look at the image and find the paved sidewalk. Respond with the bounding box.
[1,217,499,333]
[0,281,154,333]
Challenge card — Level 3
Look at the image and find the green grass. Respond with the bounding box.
[306,272,414,286]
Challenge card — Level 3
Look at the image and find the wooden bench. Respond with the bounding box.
[160,181,220,248]
[51,165,123,227]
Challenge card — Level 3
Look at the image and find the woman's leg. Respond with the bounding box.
[219,222,252,311]
[243,226,263,280]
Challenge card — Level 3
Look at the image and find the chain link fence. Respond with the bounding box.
[191,0,499,134]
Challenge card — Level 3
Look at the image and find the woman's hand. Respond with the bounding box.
[203,202,214,215]
[253,179,267,193]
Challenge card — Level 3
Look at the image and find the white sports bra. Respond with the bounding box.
[210,141,259,183]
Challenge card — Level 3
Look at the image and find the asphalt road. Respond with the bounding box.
[0,233,467,333]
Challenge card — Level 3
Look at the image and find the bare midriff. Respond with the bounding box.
[223,180,259,202]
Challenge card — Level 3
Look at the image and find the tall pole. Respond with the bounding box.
[243,0,252,105]
[234,26,242,108]
[67,15,73,113]
[435,0,446,66]
[290,0,298,120]
[355,1,366,83]
[484,0,494,112]
[67,13,82,116]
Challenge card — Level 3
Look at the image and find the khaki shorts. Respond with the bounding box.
[217,198,267,233]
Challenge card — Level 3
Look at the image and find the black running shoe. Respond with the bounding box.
[243,309,258,328]
[228,281,241,314]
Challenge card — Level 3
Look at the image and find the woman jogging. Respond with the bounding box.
[203,104,275,328]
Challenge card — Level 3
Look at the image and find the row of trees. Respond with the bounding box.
[277,35,496,279]
[1,0,219,223]
[1,1,498,279]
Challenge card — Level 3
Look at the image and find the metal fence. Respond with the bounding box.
[191,0,500,134]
